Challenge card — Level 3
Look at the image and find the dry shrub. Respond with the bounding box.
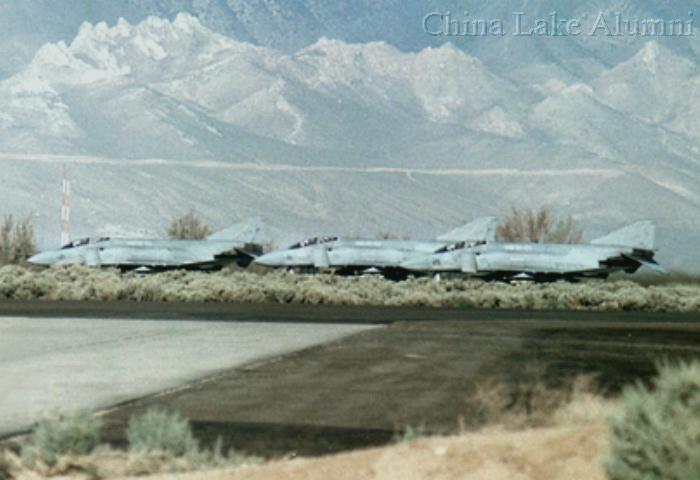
[469,370,600,431]
[604,362,700,480]
[12,409,257,479]
[0,214,37,265]
[497,207,583,244]
[1,265,700,312]
[21,412,102,467]
[167,211,210,240]
[127,409,197,457]
[124,408,258,475]
[12,446,115,479]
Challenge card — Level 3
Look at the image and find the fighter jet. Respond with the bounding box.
[28,218,265,271]
[254,217,497,280]
[400,221,665,282]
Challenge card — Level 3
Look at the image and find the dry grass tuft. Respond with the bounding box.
[468,370,602,431]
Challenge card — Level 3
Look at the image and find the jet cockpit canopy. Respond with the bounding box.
[434,240,486,254]
[435,241,466,254]
[289,236,338,250]
[61,237,111,250]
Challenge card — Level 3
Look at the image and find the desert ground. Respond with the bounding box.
[2,301,698,479]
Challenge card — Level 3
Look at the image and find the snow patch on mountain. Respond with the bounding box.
[593,41,700,126]
[0,14,525,156]
[470,107,525,139]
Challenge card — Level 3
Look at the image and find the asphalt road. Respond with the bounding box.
[0,316,375,436]
[2,301,700,458]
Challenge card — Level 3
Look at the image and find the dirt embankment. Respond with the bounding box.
[138,423,606,480]
[161,393,610,480]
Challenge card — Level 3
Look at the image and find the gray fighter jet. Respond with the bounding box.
[28,218,265,271]
[254,217,497,280]
[400,221,664,282]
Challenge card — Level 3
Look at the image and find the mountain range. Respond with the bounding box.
[1,2,699,271]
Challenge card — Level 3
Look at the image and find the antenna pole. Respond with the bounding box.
[61,165,71,246]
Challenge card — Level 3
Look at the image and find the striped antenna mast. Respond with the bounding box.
[61,165,71,246]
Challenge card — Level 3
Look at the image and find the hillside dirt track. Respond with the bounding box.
[2,301,700,460]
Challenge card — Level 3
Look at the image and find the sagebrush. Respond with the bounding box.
[126,409,257,474]
[604,362,700,480]
[20,412,101,466]
[127,409,197,457]
[1,265,699,312]
[15,409,256,478]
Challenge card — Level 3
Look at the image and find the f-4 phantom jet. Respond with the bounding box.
[28,218,265,271]
[400,221,664,282]
[254,217,498,280]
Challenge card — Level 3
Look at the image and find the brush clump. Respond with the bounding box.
[20,412,102,467]
[1,265,699,312]
[604,362,700,480]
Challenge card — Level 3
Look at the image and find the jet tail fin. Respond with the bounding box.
[623,255,667,274]
[590,221,655,250]
[438,217,498,243]
[208,218,265,244]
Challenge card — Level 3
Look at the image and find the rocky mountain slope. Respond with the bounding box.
[0,6,699,270]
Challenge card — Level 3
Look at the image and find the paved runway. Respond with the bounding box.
[0,317,375,436]
[91,308,700,457]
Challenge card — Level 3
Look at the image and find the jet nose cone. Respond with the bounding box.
[254,251,285,267]
[28,251,53,266]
